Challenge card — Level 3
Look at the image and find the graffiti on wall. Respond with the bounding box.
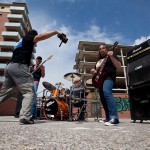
[115,97,130,112]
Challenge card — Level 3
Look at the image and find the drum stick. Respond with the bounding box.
[31,55,53,75]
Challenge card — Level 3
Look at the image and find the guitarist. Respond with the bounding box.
[91,44,121,126]
[30,56,45,119]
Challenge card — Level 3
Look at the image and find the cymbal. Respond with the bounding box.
[64,72,81,82]
[42,81,56,91]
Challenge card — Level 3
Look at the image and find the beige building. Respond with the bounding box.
[74,41,134,93]
[0,2,35,87]
[0,2,36,116]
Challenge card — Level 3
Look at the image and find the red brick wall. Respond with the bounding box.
[101,93,131,119]
[0,12,8,41]
[0,98,16,116]
[101,108,131,119]
[86,92,131,119]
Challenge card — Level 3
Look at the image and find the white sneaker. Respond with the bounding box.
[105,118,119,126]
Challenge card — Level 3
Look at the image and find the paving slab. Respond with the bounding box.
[0,116,150,150]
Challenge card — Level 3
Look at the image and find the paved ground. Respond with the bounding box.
[0,116,150,150]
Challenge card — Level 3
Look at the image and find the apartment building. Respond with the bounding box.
[74,41,134,92]
[0,2,35,87]
[0,2,35,115]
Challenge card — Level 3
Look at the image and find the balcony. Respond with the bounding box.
[2,31,21,41]
[0,52,13,59]
[5,22,25,37]
[0,63,7,70]
[0,76,5,83]
[77,50,99,61]
[0,41,16,49]
[78,61,96,69]
[10,6,28,21]
[7,14,27,28]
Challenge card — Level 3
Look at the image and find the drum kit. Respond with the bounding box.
[41,72,88,121]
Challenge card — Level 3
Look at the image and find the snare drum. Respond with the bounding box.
[43,98,69,120]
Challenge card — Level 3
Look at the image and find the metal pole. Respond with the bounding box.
[95,88,99,121]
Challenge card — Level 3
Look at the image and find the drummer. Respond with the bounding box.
[71,79,88,121]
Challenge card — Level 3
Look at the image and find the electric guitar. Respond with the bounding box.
[92,42,118,88]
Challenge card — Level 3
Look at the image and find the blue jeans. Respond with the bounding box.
[32,83,39,118]
[99,79,118,120]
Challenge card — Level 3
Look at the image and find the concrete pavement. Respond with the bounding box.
[0,116,150,150]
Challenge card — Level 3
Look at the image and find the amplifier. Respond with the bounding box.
[127,39,150,62]
[128,85,150,121]
[127,39,150,87]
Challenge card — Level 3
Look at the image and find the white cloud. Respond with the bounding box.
[133,35,150,45]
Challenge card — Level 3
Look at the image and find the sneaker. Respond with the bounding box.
[20,118,34,125]
[99,119,109,123]
[105,118,119,126]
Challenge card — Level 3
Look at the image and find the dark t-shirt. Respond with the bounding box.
[11,35,35,66]
[30,65,42,82]
[95,53,120,82]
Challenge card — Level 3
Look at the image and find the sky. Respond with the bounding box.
[1,0,150,96]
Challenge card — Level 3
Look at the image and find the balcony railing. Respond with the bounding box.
[0,63,7,70]
[5,22,25,37]
[10,6,28,21]
[2,31,21,41]
[0,52,13,59]
[0,76,5,83]
[7,14,27,28]
[0,41,16,49]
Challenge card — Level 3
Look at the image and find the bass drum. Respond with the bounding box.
[44,98,69,120]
